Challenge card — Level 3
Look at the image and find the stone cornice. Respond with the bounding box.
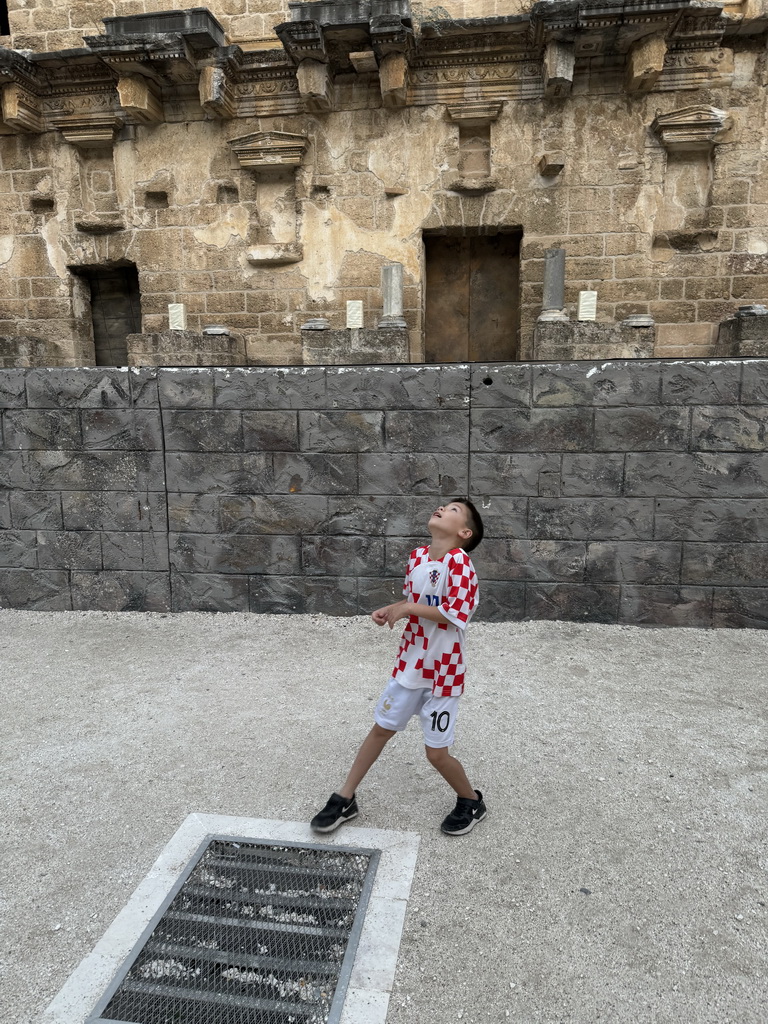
[0,1,763,135]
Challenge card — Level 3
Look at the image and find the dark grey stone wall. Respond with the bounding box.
[1,360,767,627]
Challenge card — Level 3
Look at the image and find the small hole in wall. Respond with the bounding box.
[217,184,239,203]
[483,376,493,385]
[30,197,55,214]
[145,190,169,209]
[312,185,331,200]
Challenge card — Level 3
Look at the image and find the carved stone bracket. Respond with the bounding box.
[625,32,667,93]
[1,83,45,133]
[379,52,409,108]
[117,74,163,124]
[229,131,309,170]
[297,58,334,112]
[652,105,732,152]
[543,41,575,99]
[199,65,238,118]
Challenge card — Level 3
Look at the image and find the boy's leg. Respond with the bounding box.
[420,692,486,834]
[424,744,477,799]
[338,723,396,800]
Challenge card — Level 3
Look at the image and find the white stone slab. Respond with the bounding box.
[43,813,419,1024]
[168,302,187,330]
[346,300,364,328]
[577,290,597,321]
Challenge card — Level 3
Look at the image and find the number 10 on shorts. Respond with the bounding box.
[430,710,450,733]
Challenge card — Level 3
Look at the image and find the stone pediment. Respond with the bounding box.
[652,105,732,151]
[228,131,309,169]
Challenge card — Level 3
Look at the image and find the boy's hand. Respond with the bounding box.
[371,601,409,629]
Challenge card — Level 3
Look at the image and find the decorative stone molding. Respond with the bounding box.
[59,121,122,149]
[446,101,503,126]
[652,105,732,152]
[229,131,309,170]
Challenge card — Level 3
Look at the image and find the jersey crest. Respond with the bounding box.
[428,568,441,587]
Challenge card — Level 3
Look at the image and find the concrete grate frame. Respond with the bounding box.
[44,815,420,1024]
[90,838,380,1024]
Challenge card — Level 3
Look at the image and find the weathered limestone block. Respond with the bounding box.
[199,66,237,119]
[716,308,768,356]
[117,75,163,124]
[543,41,575,99]
[625,33,667,93]
[297,59,333,113]
[1,84,44,133]
[302,327,409,364]
[126,331,246,367]
[379,52,409,107]
[0,336,68,368]
[533,322,655,360]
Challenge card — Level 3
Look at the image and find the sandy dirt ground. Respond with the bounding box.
[1,609,767,1024]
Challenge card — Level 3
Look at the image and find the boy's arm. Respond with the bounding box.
[372,599,449,629]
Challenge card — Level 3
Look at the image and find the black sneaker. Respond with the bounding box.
[440,789,487,835]
[310,792,359,833]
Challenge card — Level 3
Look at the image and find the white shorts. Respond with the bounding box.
[374,678,460,749]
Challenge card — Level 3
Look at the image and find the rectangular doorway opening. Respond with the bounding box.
[73,263,142,366]
[424,229,521,362]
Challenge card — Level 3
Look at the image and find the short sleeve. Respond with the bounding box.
[440,550,478,628]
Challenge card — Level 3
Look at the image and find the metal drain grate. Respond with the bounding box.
[87,837,380,1024]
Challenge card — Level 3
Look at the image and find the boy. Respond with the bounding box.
[310,497,486,836]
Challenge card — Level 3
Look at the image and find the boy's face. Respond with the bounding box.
[428,502,473,546]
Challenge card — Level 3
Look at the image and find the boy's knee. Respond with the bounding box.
[372,723,396,741]
[425,744,449,766]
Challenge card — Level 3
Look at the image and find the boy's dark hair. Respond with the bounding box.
[451,497,484,552]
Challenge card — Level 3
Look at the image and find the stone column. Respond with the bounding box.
[379,263,407,329]
[538,248,568,322]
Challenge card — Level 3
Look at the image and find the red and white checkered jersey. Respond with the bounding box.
[391,546,479,697]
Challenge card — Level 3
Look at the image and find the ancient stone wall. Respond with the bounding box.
[1,359,767,627]
[1,1,767,368]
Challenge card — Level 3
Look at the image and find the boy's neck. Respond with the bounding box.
[428,538,460,560]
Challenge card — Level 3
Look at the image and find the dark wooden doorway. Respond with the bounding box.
[424,231,521,362]
[79,265,142,366]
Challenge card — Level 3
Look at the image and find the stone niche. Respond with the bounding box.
[126,330,246,367]
[715,308,768,357]
[533,322,656,361]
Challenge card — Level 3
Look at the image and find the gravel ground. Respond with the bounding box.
[1,609,767,1024]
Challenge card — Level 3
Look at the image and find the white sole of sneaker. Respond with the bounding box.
[311,809,359,833]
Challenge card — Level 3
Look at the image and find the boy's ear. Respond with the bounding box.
[458,526,473,541]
